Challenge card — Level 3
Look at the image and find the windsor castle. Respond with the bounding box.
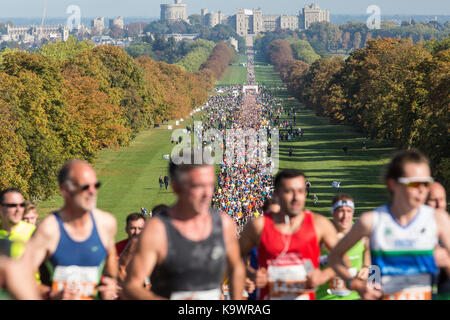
[161,1,330,36]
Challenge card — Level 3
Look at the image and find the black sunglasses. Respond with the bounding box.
[1,202,26,208]
[70,181,102,192]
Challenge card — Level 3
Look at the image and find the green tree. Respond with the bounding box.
[188,14,202,25]
[289,39,320,64]
[39,35,94,62]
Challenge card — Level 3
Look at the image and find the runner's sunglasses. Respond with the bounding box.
[68,181,102,192]
[397,177,434,188]
[1,202,26,208]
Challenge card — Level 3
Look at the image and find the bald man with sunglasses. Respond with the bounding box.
[23,160,119,300]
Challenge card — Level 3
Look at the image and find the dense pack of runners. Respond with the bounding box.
[0,41,448,301]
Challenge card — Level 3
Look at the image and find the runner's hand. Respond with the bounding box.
[306,269,329,288]
[98,276,118,300]
[255,268,268,288]
[245,277,256,294]
[48,287,79,300]
[357,267,369,281]
[353,279,382,300]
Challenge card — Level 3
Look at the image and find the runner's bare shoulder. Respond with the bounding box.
[92,208,117,234]
[434,208,450,235]
[243,215,265,235]
[141,214,167,242]
[34,212,59,240]
[355,210,376,235]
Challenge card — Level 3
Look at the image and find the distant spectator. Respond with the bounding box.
[306,180,312,197]
[164,175,170,190]
[158,175,163,190]
[343,145,348,155]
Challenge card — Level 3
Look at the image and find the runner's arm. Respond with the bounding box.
[238,217,263,260]
[357,237,372,280]
[329,212,373,285]
[1,257,41,300]
[102,216,118,279]
[118,236,139,283]
[313,214,341,283]
[22,216,56,272]
[362,237,371,267]
[435,209,450,274]
[222,215,246,300]
[122,218,166,300]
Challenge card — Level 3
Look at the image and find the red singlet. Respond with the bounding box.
[257,211,320,300]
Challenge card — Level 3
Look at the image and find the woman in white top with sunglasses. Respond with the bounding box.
[329,149,450,300]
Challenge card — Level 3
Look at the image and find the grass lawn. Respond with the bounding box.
[255,64,283,87]
[38,115,201,241]
[277,95,393,217]
[37,55,396,241]
[254,59,395,217]
[215,54,248,86]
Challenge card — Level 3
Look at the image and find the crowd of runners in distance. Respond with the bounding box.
[0,47,448,301]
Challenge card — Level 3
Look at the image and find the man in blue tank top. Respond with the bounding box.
[329,149,450,300]
[23,160,119,300]
[123,150,246,300]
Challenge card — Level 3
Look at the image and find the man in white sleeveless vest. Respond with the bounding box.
[329,149,450,300]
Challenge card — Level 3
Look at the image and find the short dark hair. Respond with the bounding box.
[126,213,146,226]
[151,204,169,216]
[384,149,430,183]
[0,188,23,204]
[331,193,354,206]
[274,169,305,191]
[262,198,278,213]
[168,148,212,183]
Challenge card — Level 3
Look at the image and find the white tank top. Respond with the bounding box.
[370,204,438,299]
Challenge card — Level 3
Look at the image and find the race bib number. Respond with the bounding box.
[52,265,101,300]
[170,288,221,300]
[222,284,230,300]
[381,274,432,300]
[267,253,315,300]
[327,268,357,297]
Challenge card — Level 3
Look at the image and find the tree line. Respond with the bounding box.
[0,39,235,199]
[256,20,450,58]
[266,37,450,191]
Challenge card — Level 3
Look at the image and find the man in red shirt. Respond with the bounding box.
[115,213,146,257]
[239,169,341,300]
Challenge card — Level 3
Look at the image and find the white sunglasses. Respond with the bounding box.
[397,177,434,188]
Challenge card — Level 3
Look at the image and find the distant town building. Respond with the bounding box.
[91,35,114,45]
[165,33,199,42]
[3,25,69,43]
[160,0,189,24]
[109,16,124,29]
[200,3,330,37]
[91,17,105,33]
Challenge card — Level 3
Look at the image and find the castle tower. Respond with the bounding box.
[160,0,188,23]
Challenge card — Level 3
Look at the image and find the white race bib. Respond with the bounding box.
[52,265,101,300]
[267,253,315,300]
[170,288,221,300]
[382,274,432,300]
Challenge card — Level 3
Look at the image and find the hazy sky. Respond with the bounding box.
[0,0,448,18]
